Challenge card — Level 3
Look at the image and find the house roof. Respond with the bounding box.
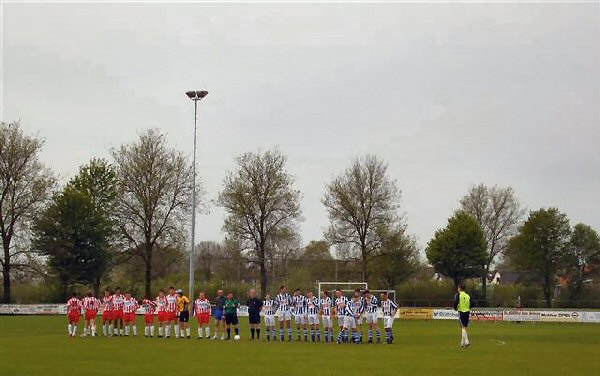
[492,270,526,285]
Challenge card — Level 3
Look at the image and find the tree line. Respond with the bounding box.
[1,121,599,307]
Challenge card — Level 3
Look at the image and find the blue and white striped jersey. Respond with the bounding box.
[381,299,398,316]
[343,301,356,317]
[335,296,349,316]
[263,299,277,315]
[320,297,333,316]
[292,295,307,315]
[306,297,320,315]
[350,297,365,315]
[364,295,379,313]
[276,293,292,313]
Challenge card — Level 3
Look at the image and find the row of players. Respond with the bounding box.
[66,286,399,344]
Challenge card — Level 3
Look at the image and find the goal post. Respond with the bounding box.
[317,281,368,299]
[367,289,397,303]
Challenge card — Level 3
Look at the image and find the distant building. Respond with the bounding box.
[417,265,446,282]
[489,270,529,285]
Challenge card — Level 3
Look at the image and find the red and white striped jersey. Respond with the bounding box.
[67,298,82,314]
[102,296,114,311]
[194,298,211,315]
[166,293,178,312]
[142,299,157,315]
[112,294,125,310]
[123,297,139,314]
[155,296,167,312]
[82,297,101,311]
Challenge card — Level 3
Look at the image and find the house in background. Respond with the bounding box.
[417,265,446,282]
[489,270,529,285]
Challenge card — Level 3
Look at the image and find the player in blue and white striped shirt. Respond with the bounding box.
[305,291,320,342]
[338,297,360,344]
[262,294,278,341]
[351,289,366,343]
[275,286,293,341]
[292,289,308,341]
[363,290,381,343]
[334,289,350,343]
[380,291,398,344]
[320,291,334,343]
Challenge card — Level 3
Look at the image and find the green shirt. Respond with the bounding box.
[223,298,239,314]
[455,291,470,313]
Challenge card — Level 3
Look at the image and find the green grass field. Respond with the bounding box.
[0,316,599,376]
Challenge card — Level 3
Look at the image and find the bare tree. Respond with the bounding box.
[266,227,301,286]
[0,122,55,303]
[323,155,401,282]
[195,240,222,282]
[215,239,252,284]
[217,150,302,294]
[459,184,524,302]
[112,129,195,297]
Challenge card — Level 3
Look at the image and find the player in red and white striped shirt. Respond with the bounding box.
[101,289,114,336]
[112,287,125,336]
[82,291,101,337]
[142,296,157,337]
[165,286,179,338]
[123,291,139,337]
[67,292,83,337]
[194,291,212,339]
[155,289,167,338]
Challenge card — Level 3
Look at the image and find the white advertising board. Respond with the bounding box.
[432,309,458,320]
[538,310,581,323]
[502,310,541,322]
[580,311,600,323]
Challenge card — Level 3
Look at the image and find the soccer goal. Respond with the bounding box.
[317,281,368,299]
[367,289,397,303]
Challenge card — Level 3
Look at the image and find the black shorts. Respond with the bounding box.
[225,312,238,325]
[179,311,189,323]
[249,312,260,325]
[459,312,470,328]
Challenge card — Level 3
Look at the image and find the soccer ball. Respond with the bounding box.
[234,335,240,341]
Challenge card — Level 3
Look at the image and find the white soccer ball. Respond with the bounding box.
[234,335,241,341]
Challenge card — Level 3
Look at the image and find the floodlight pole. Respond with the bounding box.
[190,98,197,301]
[186,90,208,301]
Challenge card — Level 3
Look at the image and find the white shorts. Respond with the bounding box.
[278,311,292,321]
[344,316,356,329]
[365,312,378,324]
[337,316,345,327]
[322,316,332,328]
[383,316,394,329]
[264,315,275,326]
[294,314,307,325]
[355,315,364,325]
[307,314,319,325]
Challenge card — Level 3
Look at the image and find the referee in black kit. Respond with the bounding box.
[246,289,263,340]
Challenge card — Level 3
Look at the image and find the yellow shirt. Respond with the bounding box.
[177,295,190,312]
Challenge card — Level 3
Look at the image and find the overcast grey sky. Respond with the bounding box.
[2,2,599,253]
